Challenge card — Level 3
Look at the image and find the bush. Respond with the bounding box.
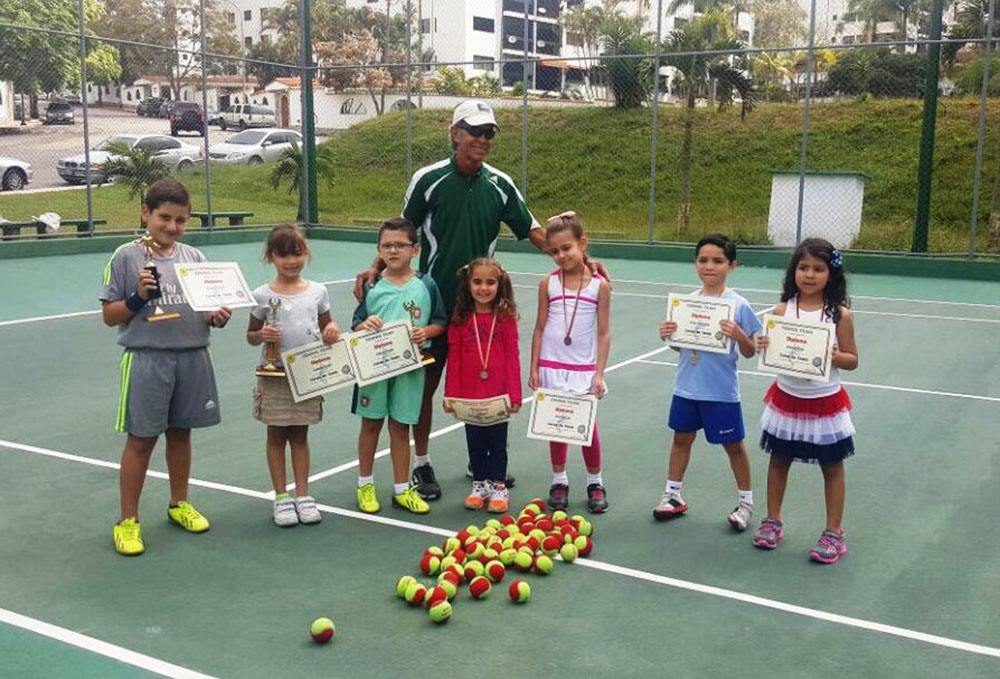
[827,49,926,98]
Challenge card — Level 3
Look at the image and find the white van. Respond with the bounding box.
[220,104,276,131]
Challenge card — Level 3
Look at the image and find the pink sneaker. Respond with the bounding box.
[808,529,847,564]
[752,518,784,550]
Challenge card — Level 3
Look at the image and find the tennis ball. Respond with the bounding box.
[310,617,335,644]
[533,554,554,575]
[561,525,580,543]
[395,575,417,599]
[535,517,553,532]
[528,528,546,543]
[425,546,444,558]
[466,542,485,560]
[508,580,531,603]
[424,585,449,609]
[428,600,452,624]
[501,536,517,551]
[552,510,568,522]
[438,571,460,586]
[442,536,462,553]
[523,503,541,516]
[465,525,481,537]
[404,582,428,607]
[463,560,485,581]
[485,518,503,532]
[512,550,534,573]
[525,536,540,552]
[456,529,471,544]
[560,543,579,563]
[499,548,518,566]
[500,514,516,526]
[463,534,480,549]
[577,519,593,538]
[573,535,594,557]
[485,559,506,583]
[469,575,492,599]
[420,552,441,576]
[438,577,458,601]
[443,564,464,581]
[541,534,562,556]
[449,548,467,565]
[529,497,548,512]
[479,547,499,564]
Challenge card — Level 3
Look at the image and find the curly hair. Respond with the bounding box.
[452,258,518,325]
[780,237,850,323]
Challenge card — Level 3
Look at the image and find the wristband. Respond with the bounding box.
[125,292,148,313]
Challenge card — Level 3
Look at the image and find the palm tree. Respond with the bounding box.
[662,11,756,233]
[603,14,655,108]
[98,142,172,201]
[269,140,336,222]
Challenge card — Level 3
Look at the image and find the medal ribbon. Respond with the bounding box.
[560,271,585,344]
[472,311,497,378]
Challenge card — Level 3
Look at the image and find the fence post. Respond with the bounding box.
[521,0,530,197]
[199,0,213,228]
[77,0,94,234]
[969,0,996,257]
[299,0,318,225]
[406,0,413,179]
[795,0,818,246]
[912,0,945,253]
[647,0,664,245]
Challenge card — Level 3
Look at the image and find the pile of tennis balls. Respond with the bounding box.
[394,498,596,625]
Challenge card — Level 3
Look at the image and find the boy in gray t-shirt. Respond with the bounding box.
[99,178,232,557]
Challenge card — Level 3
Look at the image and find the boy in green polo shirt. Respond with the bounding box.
[352,218,447,514]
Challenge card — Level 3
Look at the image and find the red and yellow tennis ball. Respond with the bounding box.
[541,534,562,556]
[428,600,452,624]
[424,585,449,609]
[535,517,553,532]
[525,536,541,552]
[512,550,534,573]
[420,552,441,576]
[438,570,461,586]
[479,547,499,564]
[528,497,548,512]
[523,503,542,516]
[533,554,554,575]
[485,560,506,583]
[395,575,417,598]
[560,542,579,563]
[442,536,462,553]
[500,514,516,526]
[508,580,531,603]
[404,582,428,607]
[449,548,467,565]
[438,577,458,601]
[499,548,518,566]
[443,564,464,581]
[463,560,485,582]
[552,510,568,522]
[425,546,444,558]
[468,575,492,599]
[465,542,485,561]
[310,617,335,643]
[573,516,594,537]
[573,535,594,557]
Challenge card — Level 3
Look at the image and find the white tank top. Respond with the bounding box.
[775,298,843,399]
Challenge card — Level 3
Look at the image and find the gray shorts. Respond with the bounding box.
[116,348,221,438]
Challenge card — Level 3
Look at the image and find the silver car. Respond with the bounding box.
[208,128,302,165]
[0,157,33,191]
[56,134,202,185]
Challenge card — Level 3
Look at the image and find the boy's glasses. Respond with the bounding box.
[378,242,415,252]
[456,123,497,140]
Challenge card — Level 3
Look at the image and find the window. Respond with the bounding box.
[473,17,495,33]
[244,10,251,20]
[245,36,253,47]
[127,92,133,101]
[261,34,270,44]
[473,55,494,71]
[421,18,431,34]
[226,12,235,24]
[832,14,838,21]
[260,96,269,106]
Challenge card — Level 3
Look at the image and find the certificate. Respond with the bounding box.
[346,320,424,387]
[446,395,511,426]
[666,293,735,354]
[757,314,835,382]
[174,262,255,312]
[526,389,598,446]
[282,340,356,402]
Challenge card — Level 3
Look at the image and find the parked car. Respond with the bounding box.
[56,134,202,185]
[206,108,223,126]
[208,128,302,165]
[136,97,163,117]
[157,100,174,118]
[44,100,75,125]
[220,104,276,131]
[0,157,32,191]
[169,102,205,136]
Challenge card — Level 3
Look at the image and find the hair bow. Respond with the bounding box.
[546,210,576,226]
[830,249,843,269]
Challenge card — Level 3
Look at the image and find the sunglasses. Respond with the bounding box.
[457,123,497,140]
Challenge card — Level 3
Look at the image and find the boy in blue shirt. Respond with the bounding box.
[654,234,762,531]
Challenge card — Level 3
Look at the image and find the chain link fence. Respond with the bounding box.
[0,0,996,256]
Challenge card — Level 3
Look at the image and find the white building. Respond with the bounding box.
[796,0,961,49]
[219,0,283,49]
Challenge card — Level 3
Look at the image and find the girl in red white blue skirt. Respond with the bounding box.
[753,238,859,564]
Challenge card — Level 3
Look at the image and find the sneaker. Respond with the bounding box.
[505,473,516,489]
[652,492,688,521]
[411,463,441,501]
[113,518,144,556]
[273,496,298,527]
[727,501,755,532]
[809,529,847,564]
[464,481,489,510]
[586,484,609,514]
[167,501,210,533]
[294,495,322,525]
[357,483,380,514]
[393,487,430,514]
[752,518,784,550]
[548,483,569,511]
[487,483,509,514]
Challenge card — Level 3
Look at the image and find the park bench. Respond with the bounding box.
[1,219,107,240]
[190,211,254,228]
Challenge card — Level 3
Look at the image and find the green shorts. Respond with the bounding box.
[351,368,425,425]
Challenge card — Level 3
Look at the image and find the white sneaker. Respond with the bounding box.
[294,495,322,524]
[727,500,754,532]
[273,496,298,527]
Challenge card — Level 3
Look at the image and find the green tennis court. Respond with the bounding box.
[1,237,998,678]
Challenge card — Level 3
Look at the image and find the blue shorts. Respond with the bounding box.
[668,395,745,444]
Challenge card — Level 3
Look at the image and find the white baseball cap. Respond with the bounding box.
[451,100,498,128]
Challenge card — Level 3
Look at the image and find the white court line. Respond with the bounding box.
[507,270,1000,310]
[0,606,218,679]
[636,359,1000,403]
[292,344,676,493]
[0,278,355,328]
[2,437,999,661]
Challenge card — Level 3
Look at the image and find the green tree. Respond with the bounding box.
[87,44,123,104]
[245,40,299,89]
[431,66,472,96]
[269,140,335,222]
[826,48,925,96]
[747,0,807,48]
[603,14,654,109]
[98,141,173,207]
[0,0,80,107]
[562,3,611,100]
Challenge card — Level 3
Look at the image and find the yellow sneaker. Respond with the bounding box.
[113,518,145,556]
[167,501,210,533]
[357,483,380,514]
[392,487,430,515]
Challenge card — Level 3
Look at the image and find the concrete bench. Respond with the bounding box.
[190,211,254,228]
[0,219,106,240]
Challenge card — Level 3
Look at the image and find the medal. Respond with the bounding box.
[563,336,572,346]
[472,310,497,382]
[560,270,584,348]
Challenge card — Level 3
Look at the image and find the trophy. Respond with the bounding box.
[139,236,180,322]
[403,300,435,367]
[255,297,286,377]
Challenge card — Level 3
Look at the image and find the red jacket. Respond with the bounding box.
[445,312,522,406]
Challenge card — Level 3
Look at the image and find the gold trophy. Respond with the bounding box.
[139,235,180,322]
[255,297,286,377]
[403,300,435,367]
